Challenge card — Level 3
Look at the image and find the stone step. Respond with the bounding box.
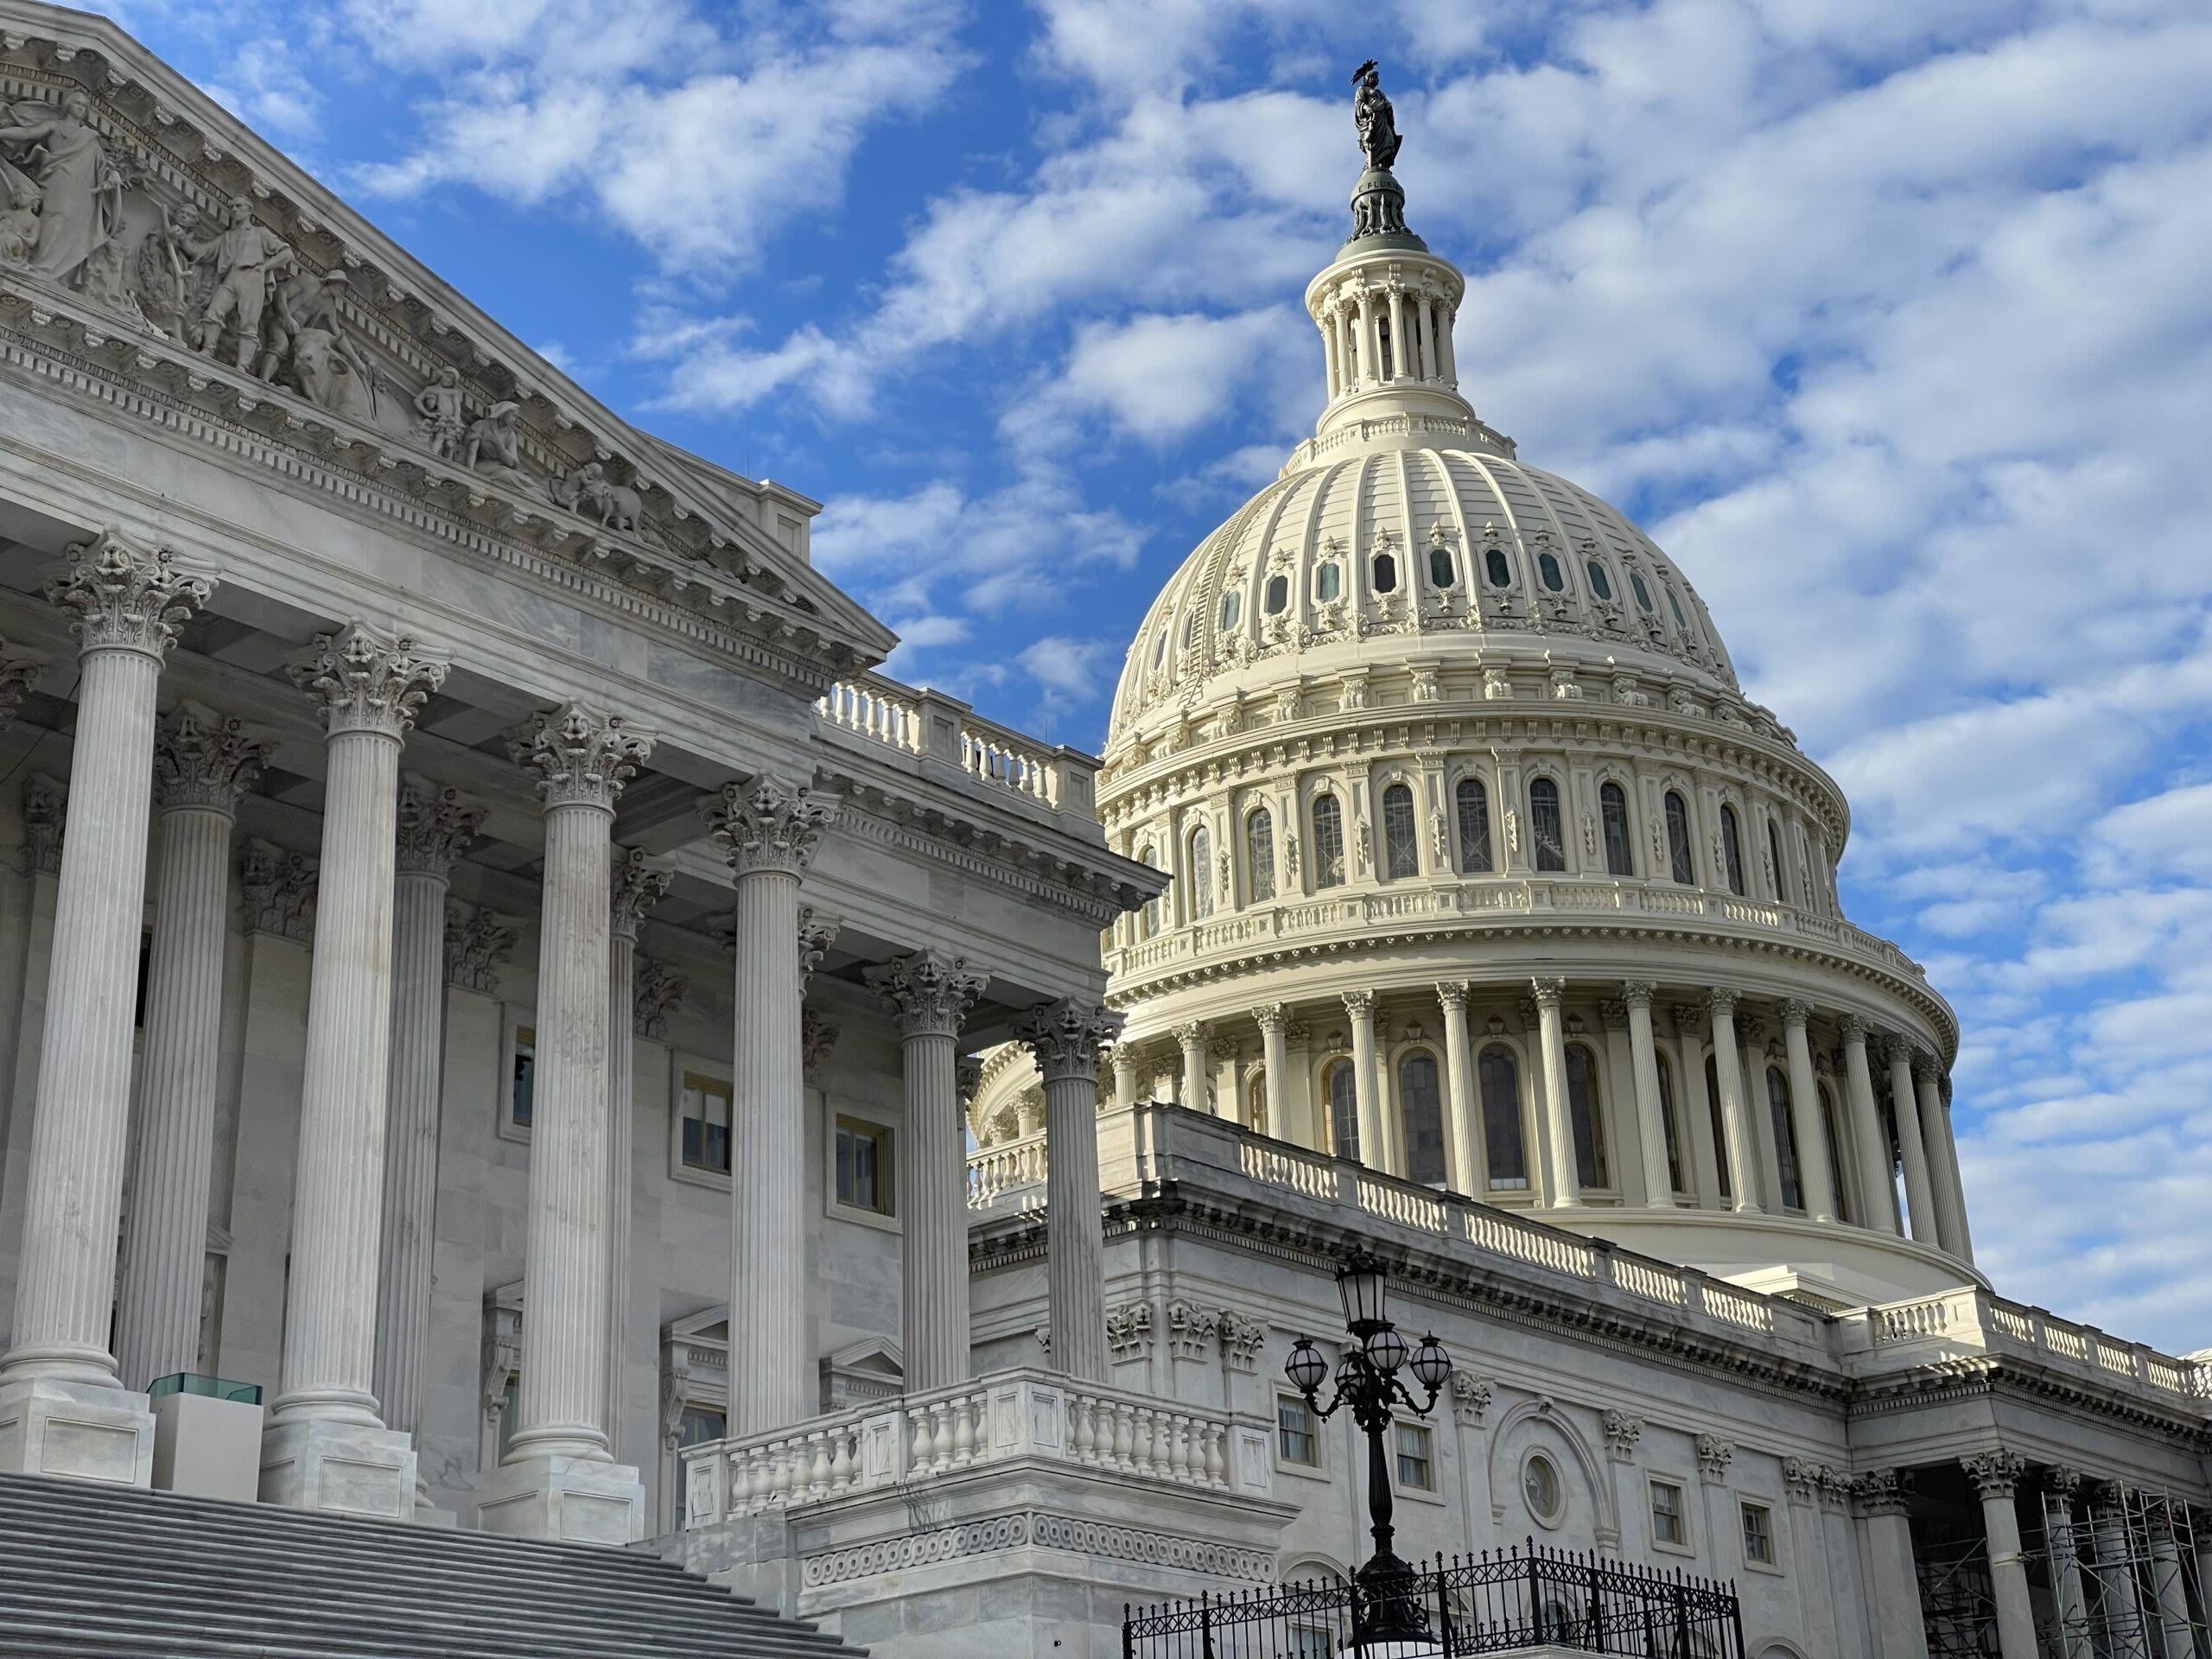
[0,1607,852,1659]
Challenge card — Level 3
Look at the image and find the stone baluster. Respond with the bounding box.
[1839,1017,1898,1233]
[1963,1451,2037,1659]
[1622,982,1675,1209]
[115,706,269,1393]
[263,624,446,1516]
[1705,989,1762,1214]
[1915,1056,1968,1258]
[1343,990,1384,1171]
[1016,999,1121,1382]
[1782,1001,1837,1223]
[605,847,671,1457]
[1532,978,1580,1209]
[0,534,207,1485]
[708,778,836,1434]
[1435,982,1479,1193]
[868,950,988,1393]
[481,704,652,1542]
[1885,1039,1939,1246]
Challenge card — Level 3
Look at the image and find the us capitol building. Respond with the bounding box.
[0,8,2203,1659]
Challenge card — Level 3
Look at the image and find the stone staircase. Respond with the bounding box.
[0,1471,860,1658]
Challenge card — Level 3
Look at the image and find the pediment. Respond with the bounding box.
[0,4,895,675]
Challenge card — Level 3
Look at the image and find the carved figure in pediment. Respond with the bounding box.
[550,461,641,533]
[0,181,36,264]
[0,92,126,287]
[267,268,379,422]
[132,201,213,341]
[188,196,293,372]
[415,367,467,461]
[79,231,149,325]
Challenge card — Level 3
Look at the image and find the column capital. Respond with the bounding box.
[2044,1465,2085,1500]
[512,702,652,811]
[0,650,41,729]
[288,624,447,739]
[1255,1001,1290,1035]
[239,839,316,942]
[609,846,673,939]
[443,901,518,994]
[866,948,988,1040]
[800,1007,839,1080]
[1341,988,1376,1020]
[394,773,485,878]
[1434,980,1470,1011]
[22,772,65,875]
[707,776,836,877]
[956,1055,984,1103]
[149,705,269,817]
[1016,999,1122,1085]
[1173,1020,1210,1050]
[1875,1032,1913,1069]
[1531,976,1566,1010]
[632,955,686,1039]
[1109,1044,1139,1077]
[1695,1433,1733,1485]
[1962,1448,2026,1500]
[1704,986,1740,1019]
[1669,1003,1705,1039]
[1911,1047,1942,1084]
[1854,1469,1915,1517]
[1783,1456,1824,1503]
[1597,998,1630,1032]
[1782,998,1815,1029]
[46,530,211,659]
[1620,980,1656,1011]
[797,906,841,988]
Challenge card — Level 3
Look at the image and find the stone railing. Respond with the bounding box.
[817,671,1099,820]
[1840,1286,2212,1407]
[679,1368,1269,1528]
[1111,880,1923,984]
[967,1130,1047,1209]
[1102,1104,1821,1351]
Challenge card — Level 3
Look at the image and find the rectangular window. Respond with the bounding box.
[1276,1395,1318,1467]
[1741,1500,1776,1566]
[679,1073,733,1175]
[510,1026,536,1129]
[835,1116,894,1217]
[1651,1478,1686,1547]
[1394,1422,1434,1491]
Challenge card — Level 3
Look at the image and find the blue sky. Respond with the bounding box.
[111,0,2212,1350]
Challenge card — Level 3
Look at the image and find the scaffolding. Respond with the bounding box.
[2038,1485,2209,1659]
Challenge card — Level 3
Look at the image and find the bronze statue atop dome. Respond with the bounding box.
[1351,60,1402,171]
[1344,60,1421,248]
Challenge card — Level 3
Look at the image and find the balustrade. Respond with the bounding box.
[817,673,1088,814]
[967,1130,1048,1208]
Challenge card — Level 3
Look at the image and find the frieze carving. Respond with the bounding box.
[444,901,518,994]
[512,702,652,811]
[801,1510,1273,1590]
[1104,1300,1154,1363]
[867,948,986,1041]
[632,955,686,1040]
[22,772,63,874]
[238,838,315,941]
[393,773,484,878]
[609,846,673,938]
[47,530,209,658]
[706,776,836,878]
[289,624,446,739]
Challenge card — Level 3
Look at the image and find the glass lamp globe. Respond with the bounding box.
[1337,1250,1389,1332]
[1363,1324,1409,1376]
[1409,1333,1452,1392]
[1284,1338,1329,1395]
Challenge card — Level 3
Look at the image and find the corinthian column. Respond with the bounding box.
[1782,1001,1836,1222]
[1838,1016,1897,1233]
[1435,983,1479,1194]
[1016,998,1121,1382]
[1963,1450,2037,1659]
[605,847,671,1458]
[1885,1039,1938,1246]
[1255,1003,1291,1144]
[1706,989,1762,1214]
[1532,979,1580,1208]
[1916,1057,1969,1258]
[480,704,652,1543]
[0,533,207,1488]
[1343,989,1383,1171]
[707,777,835,1434]
[369,777,482,1510]
[868,950,988,1393]
[1622,982,1675,1209]
[261,624,446,1519]
[116,706,269,1392]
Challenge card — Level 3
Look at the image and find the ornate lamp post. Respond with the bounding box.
[1286,1250,1453,1647]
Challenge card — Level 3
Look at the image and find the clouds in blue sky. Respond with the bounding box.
[111,0,2212,1348]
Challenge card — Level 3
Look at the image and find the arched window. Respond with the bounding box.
[1325,1058,1360,1164]
[1565,1043,1610,1188]
[1151,627,1168,668]
[1820,1084,1851,1223]
[1429,543,1456,588]
[1182,609,1200,650]
[1399,1052,1446,1186]
[1719,804,1746,896]
[1664,791,1695,885]
[1246,807,1275,903]
[1585,559,1613,601]
[1187,823,1213,920]
[1484,546,1512,588]
[1138,843,1160,938]
[1219,589,1242,631]
[1767,1065,1803,1211]
[1630,570,1655,613]
[1705,1052,1732,1200]
[1456,778,1493,873]
[1599,782,1634,877]
[1264,573,1289,614]
[1665,584,1689,632]
[1373,552,1399,594]
[1529,777,1567,872]
[1313,794,1346,889]
[1247,1071,1268,1138]
[1382,782,1420,879]
[1538,551,1565,591]
[1767,817,1789,904]
[1316,562,1341,602]
[1654,1051,1686,1195]
[1479,1046,1528,1190]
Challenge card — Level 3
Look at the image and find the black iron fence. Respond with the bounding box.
[1123,1543,1745,1658]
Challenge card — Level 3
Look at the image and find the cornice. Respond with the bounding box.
[833,794,1139,929]
[1847,1357,2212,1451]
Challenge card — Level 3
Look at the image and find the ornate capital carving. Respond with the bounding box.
[868,948,988,1040]
[632,955,687,1040]
[1782,998,1815,1029]
[1435,980,1469,1012]
[1448,1371,1494,1428]
[22,773,65,874]
[1531,976,1566,1009]
[1341,988,1376,1020]
[1602,1409,1643,1463]
[1837,1013,1871,1045]
[957,1055,984,1103]
[1704,987,1740,1020]
[1783,1457,1823,1503]
[0,652,41,729]
[289,624,447,739]
[47,531,210,658]
[1597,998,1629,1032]
[239,839,315,942]
[1173,1020,1209,1052]
[798,906,840,988]
[1911,1047,1941,1084]
[609,846,673,938]
[444,902,518,994]
[1695,1433,1734,1484]
[1105,1300,1154,1362]
[1016,999,1122,1085]
[394,773,484,877]
[512,702,651,811]
[1220,1310,1268,1373]
[801,1007,840,1079]
[707,776,837,878]
[2044,1465,2084,1501]
[1254,1001,1290,1035]
[1621,980,1656,1011]
[1962,1449,2025,1500]
[1854,1469,1914,1517]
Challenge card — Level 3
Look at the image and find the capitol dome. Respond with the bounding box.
[978,128,1975,1310]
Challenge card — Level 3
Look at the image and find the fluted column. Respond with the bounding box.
[1355,290,1376,386]
[1532,978,1580,1208]
[1255,1003,1290,1141]
[1343,990,1383,1171]
[1,535,207,1486]
[1781,1001,1836,1222]
[709,778,835,1434]
[1705,989,1761,1213]
[870,950,988,1392]
[1436,982,1479,1194]
[1111,1044,1138,1112]
[114,708,268,1393]
[261,625,445,1516]
[1885,1039,1938,1245]
[368,779,481,1494]
[1386,285,1408,379]
[1840,1017,1897,1233]
[1017,999,1120,1382]
[2046,1470,2090,1659]
[1622,982,1675,1209]
[1175,1020,1209,1112]
[1962,1452,2037,1659]
[1859,1472,1931,1659]
[1916,1058,1968,1257]
[1936,1077,1975,1261]
[605,848,670,1458]
[1671,1005,1721,1206]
